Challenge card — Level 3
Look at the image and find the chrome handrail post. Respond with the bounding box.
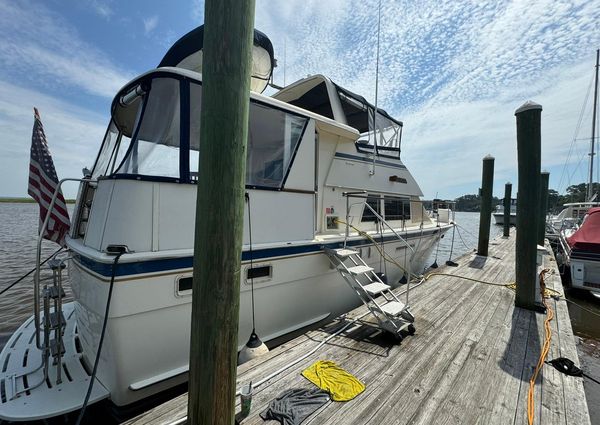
[34,177,90,349]
[345,194,350,248]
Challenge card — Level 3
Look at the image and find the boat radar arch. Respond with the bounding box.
[158,25,275,94]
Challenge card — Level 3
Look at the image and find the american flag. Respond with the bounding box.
[28,108,70,247]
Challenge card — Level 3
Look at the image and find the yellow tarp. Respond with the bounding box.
[301,360,365,402]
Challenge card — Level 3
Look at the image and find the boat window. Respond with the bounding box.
[287,82,334,120]
[111,75,307,186]
[336,87,402,159]
[246,103,308,188]
[361,197,381,222]
[189,82,202,181]
[117,78,181,177]
[384,197,410,221]
[92,121,120,178]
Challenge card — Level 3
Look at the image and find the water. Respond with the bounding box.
[425,211,502,269]
[0,203,74,347]
[0,206,598,421]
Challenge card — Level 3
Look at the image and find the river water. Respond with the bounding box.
[0,206,598,421]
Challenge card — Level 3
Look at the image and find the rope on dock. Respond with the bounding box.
[424,272,515,288]
[527,269,554,425]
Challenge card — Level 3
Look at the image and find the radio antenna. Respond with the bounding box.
[371,0,382,176]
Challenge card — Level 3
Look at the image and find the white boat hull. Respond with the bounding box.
[569,254,600,295]
[493,212,516,226]
[65,231,440,407]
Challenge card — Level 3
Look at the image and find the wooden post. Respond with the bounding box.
[515,101,542,310]
[188,0,256,423]
[477,155,495,256]
[538,172,549,246]
[503,182,512,237]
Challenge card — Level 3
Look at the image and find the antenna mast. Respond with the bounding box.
[370,0,382,176]
[587,49,599,200]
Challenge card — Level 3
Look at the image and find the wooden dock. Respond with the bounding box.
[125,234,591,425]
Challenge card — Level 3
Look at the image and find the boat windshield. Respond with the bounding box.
[336,86,402,158]
[93,74,309,188]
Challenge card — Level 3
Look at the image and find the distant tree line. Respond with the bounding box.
[454,194,501,212]
[453,182,600,213]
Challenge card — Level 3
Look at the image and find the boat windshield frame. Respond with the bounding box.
[92,69,311,190]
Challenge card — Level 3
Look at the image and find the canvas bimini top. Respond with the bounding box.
[567,207,600,253]
[159,25,275,94]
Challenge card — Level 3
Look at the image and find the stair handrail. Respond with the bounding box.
[34,177,91,349]
[342,191,416,306]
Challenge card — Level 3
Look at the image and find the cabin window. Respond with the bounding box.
[361,197,381,222]
[117,78,181,177]
[189,82,202,180]
[336,86,402,158]
[287,82,334,120]
[246,104,308,188]
[109,74,308,187]
[384,197,410,221]
[92,121,120,178]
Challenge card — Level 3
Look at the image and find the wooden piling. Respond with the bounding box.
[503,182,512,237]
[477,155,495,256]
[187,1,256,423]
[514,101,542,310]
[538,172,549,246]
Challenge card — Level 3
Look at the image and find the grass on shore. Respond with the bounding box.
[0,197,76,204]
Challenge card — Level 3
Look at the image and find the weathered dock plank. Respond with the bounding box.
[123,234,591,425]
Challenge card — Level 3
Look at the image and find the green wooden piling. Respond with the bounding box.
[187,0,256,423]
[477,155,495,256]
[538,172,549,246]
[503,182,512,237]
[515,101,542,311]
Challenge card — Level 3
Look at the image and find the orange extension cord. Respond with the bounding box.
[527,269,554,425]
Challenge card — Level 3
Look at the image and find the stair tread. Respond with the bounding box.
[347,265,373,275]
[333,248,359,257]
[362,282,390,295]
[380,301,405,316]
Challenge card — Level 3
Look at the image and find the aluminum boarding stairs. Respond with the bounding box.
[325,248,415,340]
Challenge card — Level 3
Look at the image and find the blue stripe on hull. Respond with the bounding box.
[72,228,441,278]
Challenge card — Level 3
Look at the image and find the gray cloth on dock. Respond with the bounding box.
[260,388,330,425]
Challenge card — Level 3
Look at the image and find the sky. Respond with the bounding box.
[0,0,599,200]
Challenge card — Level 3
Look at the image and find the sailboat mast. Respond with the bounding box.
[587,49,599,200]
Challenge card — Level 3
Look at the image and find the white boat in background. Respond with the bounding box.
[558,207,600,299]
[553,49,600,298]
[493,198,516,226]
[0,26,453,421]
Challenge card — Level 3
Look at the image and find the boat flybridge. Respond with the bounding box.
[0,26,453,420]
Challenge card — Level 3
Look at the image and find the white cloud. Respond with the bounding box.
[191,0,204,24]
[143,15,159,35]
[87,0,113,19]
[0,1,132,99]
[0,80,107,198]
